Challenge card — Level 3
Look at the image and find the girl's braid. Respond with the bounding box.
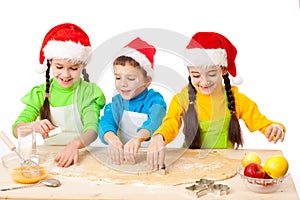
[39,60,52,123]
[223,72,243,148]
[183,76,201,149]
[82,68,90,82]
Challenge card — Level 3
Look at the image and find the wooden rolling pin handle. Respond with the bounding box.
[0,131,16,151]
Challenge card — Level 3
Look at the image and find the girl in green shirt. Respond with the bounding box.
[12,23,106,167]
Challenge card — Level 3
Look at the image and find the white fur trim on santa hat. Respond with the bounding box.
[44,40,92,64]
[36,40,92,73]
[35,64,48,73]
[115,47,153,78]
[183,48,227,68]
[231,74,243,85]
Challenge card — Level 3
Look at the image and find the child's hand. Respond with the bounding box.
[33,119,55,138]
[266,124,285,143]
[108,140,124,165]
[105,133,124,165]
[124,138,142,164]
[55,141,80,167]
[147,134,165,171]
[123,129,150,164]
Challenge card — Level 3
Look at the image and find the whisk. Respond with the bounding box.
[0,131,41,178]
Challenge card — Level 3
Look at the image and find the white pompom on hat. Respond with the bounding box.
[184,32,243,85]
[114,37,156,78]
[37,23,92,73]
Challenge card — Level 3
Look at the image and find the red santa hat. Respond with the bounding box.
[184,32,242,84]
[36,23,92,73]
[115,37,156,78]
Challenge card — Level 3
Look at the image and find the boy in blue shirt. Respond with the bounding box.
[98,37,167,165]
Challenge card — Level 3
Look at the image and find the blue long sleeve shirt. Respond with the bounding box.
[98,88,167,144]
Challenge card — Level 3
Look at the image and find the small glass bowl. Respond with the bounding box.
[2,153,49,184]
[237,166,289,193]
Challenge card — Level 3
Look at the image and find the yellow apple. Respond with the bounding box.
[242,152,261,167]
[263,155,289,178]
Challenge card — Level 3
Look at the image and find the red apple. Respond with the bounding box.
[244,163,265,178]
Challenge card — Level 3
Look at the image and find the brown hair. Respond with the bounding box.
[183,72,243,149]
[39,60,90,123]
[183,76,201,149]
[113,56,147,78]
[223,72,243,148]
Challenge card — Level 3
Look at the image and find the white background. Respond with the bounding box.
[0,0,299,195]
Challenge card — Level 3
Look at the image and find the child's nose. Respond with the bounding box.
[62,69,70,77]
[200,78,209,85]
[120,78,128,86]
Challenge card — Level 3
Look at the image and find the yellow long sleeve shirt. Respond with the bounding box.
[154,85,285,145]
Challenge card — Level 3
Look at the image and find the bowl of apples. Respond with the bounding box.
[237,152,289,193]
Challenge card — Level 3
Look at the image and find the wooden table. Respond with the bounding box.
[0,146,299,200]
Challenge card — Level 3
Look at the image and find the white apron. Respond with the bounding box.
[118,110,150,147]
[44,87,83,145]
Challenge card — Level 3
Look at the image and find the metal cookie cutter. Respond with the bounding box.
[212,184,230,196]
[195,178,215,192]
[185,184,209,198]
[185,179,230,198]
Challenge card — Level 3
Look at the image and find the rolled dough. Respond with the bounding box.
[42,147,241,186]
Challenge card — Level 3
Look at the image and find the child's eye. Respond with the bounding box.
[71,67,79,71]
[55,65,63,69]
[208,73,217,77]
[115,76,121,80]
[192,75,200,78]
[127,77,136,81]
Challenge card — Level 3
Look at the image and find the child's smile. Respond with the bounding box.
[51,59,83,88]
[188,66,226,95]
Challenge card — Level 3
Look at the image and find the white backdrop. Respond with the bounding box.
[0,0,299,194]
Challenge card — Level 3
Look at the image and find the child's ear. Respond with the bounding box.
[145,77,152,87]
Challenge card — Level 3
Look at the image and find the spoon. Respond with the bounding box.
[0,178,61,191]
[0,131,41,178]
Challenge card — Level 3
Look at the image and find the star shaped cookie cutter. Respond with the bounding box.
[185,179,230,198]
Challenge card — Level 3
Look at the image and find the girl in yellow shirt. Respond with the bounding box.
[147,32,285,170]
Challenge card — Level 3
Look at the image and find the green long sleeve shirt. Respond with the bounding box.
[12,78,106,134]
